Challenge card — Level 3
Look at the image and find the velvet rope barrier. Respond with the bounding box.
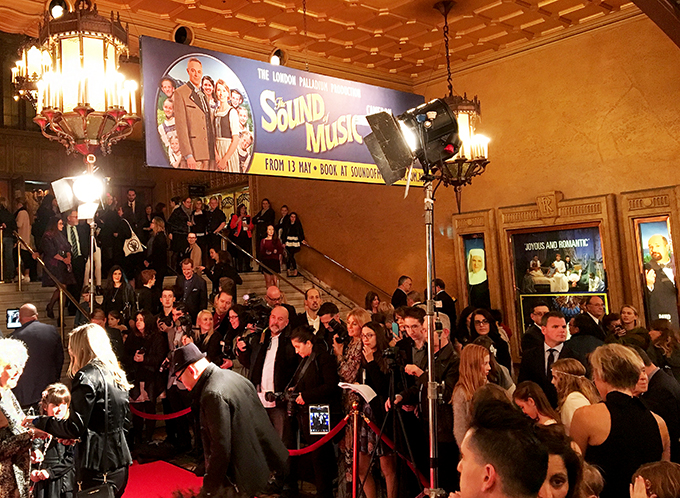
[130,405,192,420]
[288,415,350,456]
[363,417,429,488]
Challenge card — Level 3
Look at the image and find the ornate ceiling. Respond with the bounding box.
[2,0,639,88]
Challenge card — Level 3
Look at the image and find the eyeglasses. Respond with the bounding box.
[361,333,376,339]
[474,319,489,326]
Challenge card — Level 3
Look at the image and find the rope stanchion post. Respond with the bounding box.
[0,227,4,282]
[17,246,21,292]
[352,400,360,498]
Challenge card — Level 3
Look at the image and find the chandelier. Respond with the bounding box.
[434,1,490,213]
[12,0,140,156]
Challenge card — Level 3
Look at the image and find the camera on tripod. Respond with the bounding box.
[242,293,271,333]
[264,388,299,417]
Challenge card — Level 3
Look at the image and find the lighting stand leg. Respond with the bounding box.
[59,289,64,340]
[89,220,95,314]
[424,179,443,497]
[352,401,360,498]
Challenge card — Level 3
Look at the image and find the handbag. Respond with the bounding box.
[77,365,116,498]
[122,218,145,257]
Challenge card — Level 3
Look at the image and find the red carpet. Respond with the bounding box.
[125,460,203,497]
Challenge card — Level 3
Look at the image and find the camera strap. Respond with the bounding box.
[287,351,316,392]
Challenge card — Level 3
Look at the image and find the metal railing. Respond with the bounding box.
[301,241,392,299]
[218,233,355,309]
[14,232,89,341]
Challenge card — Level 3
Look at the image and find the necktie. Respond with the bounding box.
[547,348,557,376]
[69,226,79,258]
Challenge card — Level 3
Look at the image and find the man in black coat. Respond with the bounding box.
[518,311,576,407]
[236,305,300,438]
[121,188,144,234]
[175,258,208,321]
[521,302,550,353]
[637,347,680,463]
[11,303,64,411]
[173,343,289,497]
[391,275,412,308]
[434,278,457,328]
[581,295,607,341]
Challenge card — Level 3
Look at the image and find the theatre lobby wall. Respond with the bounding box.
[256,14,680,327]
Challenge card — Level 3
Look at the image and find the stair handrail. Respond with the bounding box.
[217,233,355,309]
[301,241,392,300]
[14,231,90,319]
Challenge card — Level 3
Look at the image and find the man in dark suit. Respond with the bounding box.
[121,188,143,234]
[175,258,208,321]
[391,275,412,308]
[65,209,90,314]
[644,234,679,326]
[581,295,606,341]
[295,288,321,333]
[434,278,457,327]
[518,311,575,407]
[173,343,289,497]
[521,302,550,353]
[236,305,300,438]
[637,347,680,463]
[173,57,215,170]
[11,303,64,410]
[265,285,296,324]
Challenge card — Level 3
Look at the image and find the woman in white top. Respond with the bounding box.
[551,358,600,435]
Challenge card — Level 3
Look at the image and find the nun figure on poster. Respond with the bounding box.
[468,248,491,309]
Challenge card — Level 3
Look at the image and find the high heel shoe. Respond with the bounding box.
[46,304,55,319]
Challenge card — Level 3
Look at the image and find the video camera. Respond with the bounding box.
[264,388,300,417]
[242,293,271,334]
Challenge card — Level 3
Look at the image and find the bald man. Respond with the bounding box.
[645,234,679,325]
[236,305,300,437]
[10,303,64,410]
[265,285,297,324]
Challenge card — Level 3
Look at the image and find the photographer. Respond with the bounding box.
[289,326,340,498]
[236,305,300,438]
[394,311,460,492]
[318,302,342,351]
[358,321,397,498]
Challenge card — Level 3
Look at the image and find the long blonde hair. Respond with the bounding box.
[551,358,600,409]
[68,324,132,391]
[196,309,215,344]
[453,344,489,402]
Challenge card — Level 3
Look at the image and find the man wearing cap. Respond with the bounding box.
[172,343,289,497]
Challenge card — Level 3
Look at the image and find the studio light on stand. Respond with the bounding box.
[364,6,490,496]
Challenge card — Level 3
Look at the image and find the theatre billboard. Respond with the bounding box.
[140,36,424,185]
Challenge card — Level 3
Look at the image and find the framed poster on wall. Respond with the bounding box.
[635,216,679,326]
[463,234,491,310]
[620,187,680,329]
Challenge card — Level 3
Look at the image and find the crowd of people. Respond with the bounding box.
[3,191,680,498]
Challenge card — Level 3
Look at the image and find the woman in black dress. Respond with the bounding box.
[283,212,305,277]
[32,194,59,253]
[103,265,136,324]
[469,308,512,371]
[140,204,154,246]
[228,204,253,272]
[124,311,168,446]
[41,216,76,319]
[252,198,275,247]
[207,248,241,299]
[144,217,168,291]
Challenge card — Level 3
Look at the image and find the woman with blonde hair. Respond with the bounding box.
[27,324,133,498]
[570,344,670,498]
[452,344,491,447]
[604,304,649,349]
[551,358,600,434]
[196,309,223,365]
[333,307,372,489]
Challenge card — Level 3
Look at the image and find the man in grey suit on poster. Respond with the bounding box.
[11,303,64,411]
[173,57,215,170]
